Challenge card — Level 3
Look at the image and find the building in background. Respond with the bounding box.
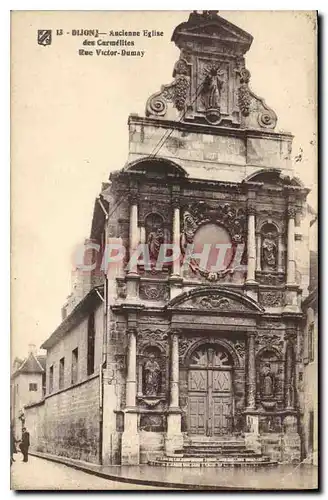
[11,344,46,437]
[300,216,318,465]
[23,11,317,467]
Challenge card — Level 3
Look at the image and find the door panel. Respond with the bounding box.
[187,345,233,436]
[188,370,207,391]
[213,370,231,392]
[212,396,232,435]
[188,396,207,434]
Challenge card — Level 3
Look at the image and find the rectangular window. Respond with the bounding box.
[71,348,78,385]
[29,383,37,392]
[49,365,54,393]
[87,313,95,376]
[308,322,315,362]
[59,357,65,390]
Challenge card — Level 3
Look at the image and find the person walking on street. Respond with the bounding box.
[10,424,17,466]
[19,427,30,463]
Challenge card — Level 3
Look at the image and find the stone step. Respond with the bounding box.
[181,450,260,457]
[183,446,247,452]
[148,458,278,468]
[186,438,245,445]
[155,455,266,463]
[180,447,248,455]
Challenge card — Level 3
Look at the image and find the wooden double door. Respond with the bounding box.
[187,344,233,436]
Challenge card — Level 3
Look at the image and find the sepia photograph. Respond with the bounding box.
[10,9,318,491]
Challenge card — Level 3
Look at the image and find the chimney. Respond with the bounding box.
[28,343,37,356]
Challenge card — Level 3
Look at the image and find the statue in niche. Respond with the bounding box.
[143,354,161,396]
[262,231,278,270]
[147,226,164,261]
[260,362,275,399]
[202,65,225,110]
[146,214,165,262]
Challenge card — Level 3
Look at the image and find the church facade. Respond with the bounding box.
[24,12,315,467]
[99,12,311,465]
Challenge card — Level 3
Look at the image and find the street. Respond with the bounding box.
[10,455,162,490]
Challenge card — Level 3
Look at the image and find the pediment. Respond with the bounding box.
[167,287,264,315]
[172,12,253,54]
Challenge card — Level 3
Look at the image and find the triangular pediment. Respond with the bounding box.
[172,12,253,53]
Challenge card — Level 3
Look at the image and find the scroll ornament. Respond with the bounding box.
[146,58,191,117]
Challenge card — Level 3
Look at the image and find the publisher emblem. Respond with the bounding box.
[38,30,52,46]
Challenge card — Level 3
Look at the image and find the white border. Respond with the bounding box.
[2,1,324,498]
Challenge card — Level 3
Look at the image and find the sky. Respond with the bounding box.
[11,11,317,360]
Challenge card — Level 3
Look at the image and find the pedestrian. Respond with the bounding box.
[19,427,30,463]
[10,424,17,466]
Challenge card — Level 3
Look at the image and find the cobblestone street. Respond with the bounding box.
[10,455,162,490]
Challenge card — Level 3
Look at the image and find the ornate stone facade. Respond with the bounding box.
[99,11,311,467]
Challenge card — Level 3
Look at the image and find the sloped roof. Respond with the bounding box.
[36,355,46,371]
[12,352,45,377]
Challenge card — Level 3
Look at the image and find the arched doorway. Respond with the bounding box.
[187,343,234,436]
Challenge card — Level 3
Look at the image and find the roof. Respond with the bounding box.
[302,287,318,312]
[36,355,46,371]
[12,352,45,378]
[41,285,104,350]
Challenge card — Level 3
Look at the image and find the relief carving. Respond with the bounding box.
[180,201,246,281]
[256,273,285,286]
[237,67,251,117]
[256,333,284,351]
[259,291,285,307]
[179,294,249,313]
[137,329,168,352]
[146,57,191,117]
[181,202,246,245]
[234,340,246,359]
[139,283,169,301]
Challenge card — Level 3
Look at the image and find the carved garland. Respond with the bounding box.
[237,67,251,117]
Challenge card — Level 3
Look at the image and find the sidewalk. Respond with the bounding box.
[30,451,318,490]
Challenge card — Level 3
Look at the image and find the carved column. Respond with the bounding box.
[285,331,295,410]
[246,332,256,410]
[172,199,181,277]
[128,192,139,275]
[246,205,256,283]
[170,331,180,408]
[282,329,300,462]
[121,326,140,464]
[126,327,137,407]
[286,207,296,285]
[165,328,183,454]
[256,232,261,272]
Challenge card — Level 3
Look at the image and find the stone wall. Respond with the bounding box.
[128,117,293,182]
[24,400,45,452]
[25,376,101,463]
[45,303,103,395]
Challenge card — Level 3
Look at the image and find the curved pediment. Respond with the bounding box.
[167,287,264,315]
